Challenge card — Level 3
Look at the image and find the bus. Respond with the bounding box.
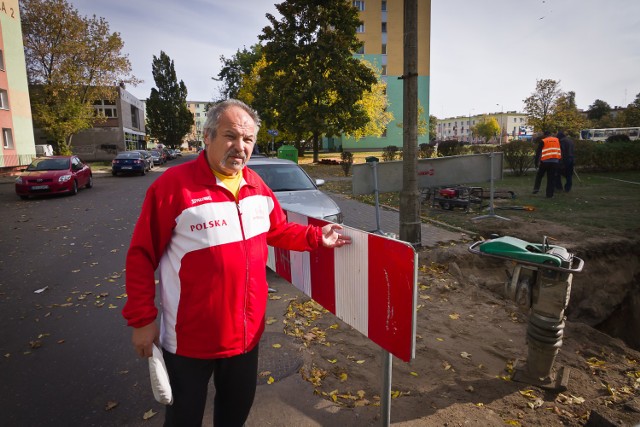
[580,127,640,141]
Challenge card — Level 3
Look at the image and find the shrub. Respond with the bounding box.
[418,143,436,158]
[500,140,536,176]
[437,140,466,157]
[382,145,400,161]
[606,134,631,143]
[340,151,354,176]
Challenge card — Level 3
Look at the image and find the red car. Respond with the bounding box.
[15,155,93,200]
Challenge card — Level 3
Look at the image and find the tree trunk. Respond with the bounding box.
[313,131,320,163]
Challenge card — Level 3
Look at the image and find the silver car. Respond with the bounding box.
[247,157,343,224]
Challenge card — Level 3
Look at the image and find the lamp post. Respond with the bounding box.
[496,104,503,145]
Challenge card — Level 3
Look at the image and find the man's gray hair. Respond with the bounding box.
[202,99,261,139]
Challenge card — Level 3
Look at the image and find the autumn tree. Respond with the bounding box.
[21,0,138,154]
[523,79,562,133]
[429,115,437,141]
[620,92,640,127]
[258,0,377,162]
[472,116,500,142]
[215,44,263,101]
[146,51,193,148]
[553,91,588,138]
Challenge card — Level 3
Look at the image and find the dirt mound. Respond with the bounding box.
[284,219,640,426]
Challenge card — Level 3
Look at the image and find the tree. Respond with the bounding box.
[523,79,562,133]
[586,99,612,121]
[146,51,193,148]
[215,44,263,101]
[21,0,138,154]
[619,92,640,127]
[553,91,588,138]
[258,0,377,162]
[429,115,437,141]
[344,61,393,141]
[472,116,500,142]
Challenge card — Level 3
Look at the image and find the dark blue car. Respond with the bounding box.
[112,152,147,176]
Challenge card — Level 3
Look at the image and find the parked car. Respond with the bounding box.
[131,150,153,171]
[15,155,93,199]
[247,157,343,223]
[163,148,175,160]
[149,150,165,165]
[112,151,147,176]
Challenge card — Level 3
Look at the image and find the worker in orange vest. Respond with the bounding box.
[532,130,562,198]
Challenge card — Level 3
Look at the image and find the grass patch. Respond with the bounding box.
[301,161,640,236]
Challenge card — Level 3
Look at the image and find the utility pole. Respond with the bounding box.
[399,0,421,246]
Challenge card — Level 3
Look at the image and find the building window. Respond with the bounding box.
[131,105,139,128]
[353,1,365,11]
[381,1,387,11]
[93,99,118,118]
[0,89,8,110]
[381,43,387,54]
[356,44,365,55]
[381,22,387,33]
[0,50,5,71]
[2,128,13,149]
[356,23,364,33]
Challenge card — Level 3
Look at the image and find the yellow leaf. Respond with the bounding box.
[339,372,348,382]
[329,323,339,329]
[442,361,452,370]
[505,420,521,426]
[272,343,281,349]
[356,360,365,364]
[328,359,337,364]
[449,313,460,320]
[409,372,418,377]
[267,376,275,384]
[357,390,366,399]
[105,401,118,411]
[269,295,282,300]
[520,389,538,400]
[266,317,278,325]
[108,304,117,309]
[142,409,157,420]
[436,337,444,342]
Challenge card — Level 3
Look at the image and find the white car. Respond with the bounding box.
[247,157,343,224]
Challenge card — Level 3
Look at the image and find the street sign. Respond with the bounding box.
[267,129,279,136]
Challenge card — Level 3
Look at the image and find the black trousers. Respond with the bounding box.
[162,344,259,427]
[533,162,558,197]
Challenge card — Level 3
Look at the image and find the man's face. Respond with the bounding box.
[204,106,256,176]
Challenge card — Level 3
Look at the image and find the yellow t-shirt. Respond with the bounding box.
[212,169,243,200]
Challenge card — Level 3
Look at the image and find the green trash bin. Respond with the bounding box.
[277,145,298,163]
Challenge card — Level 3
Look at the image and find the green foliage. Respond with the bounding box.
[418,143,436,159]
[587,99,612,121]
[429,115,437,141]
[574,140,640,172]
[554,91,589,138]
[606,134,631,143]
[257,0,378,162]
[21,0,137,153]
[215,44,263,101]
[436,140,466,157]
[382,145,400,161]
[146,51,193,147]
[499,140,536,176]
[340,151,354,176]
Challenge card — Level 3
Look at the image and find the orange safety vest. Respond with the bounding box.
[541,137,562,161]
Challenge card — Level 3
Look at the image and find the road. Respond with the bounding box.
[0,156,195,426]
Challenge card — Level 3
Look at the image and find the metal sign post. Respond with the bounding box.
[381,350,392,426]
[473,152,510,221]
[366,157,384,234]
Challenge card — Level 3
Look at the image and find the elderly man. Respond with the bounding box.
[123,99,350,426]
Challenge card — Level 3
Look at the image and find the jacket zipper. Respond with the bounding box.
[236,199,250,353]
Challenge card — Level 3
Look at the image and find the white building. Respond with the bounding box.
[186,101,209,148]
[437,111,530,143]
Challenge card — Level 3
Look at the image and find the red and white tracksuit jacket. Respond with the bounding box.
[123,152,322,359]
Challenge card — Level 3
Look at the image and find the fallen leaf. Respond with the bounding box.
[339,372,348,382]
[272,343,281,349]
[409,372,418,377]
[328,323,339,329]
[266,317,278,325]
[466,386,474,392]
[142,409,157,420]
[34,286,48,294]
[449,313,460,320]
[442,361,452,370]
[328,359,337,364]
[436,337,444,342]
[269,295,282,300]
[267,376,275,384]
[460,352,472,359]
[105,401,118,411]
[356,360,365,364]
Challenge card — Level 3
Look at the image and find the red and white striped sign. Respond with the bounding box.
[267,211,417,362]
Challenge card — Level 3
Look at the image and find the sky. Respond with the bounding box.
[67,0,640,119]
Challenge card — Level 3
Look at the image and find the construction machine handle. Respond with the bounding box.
[468,241,584,274]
